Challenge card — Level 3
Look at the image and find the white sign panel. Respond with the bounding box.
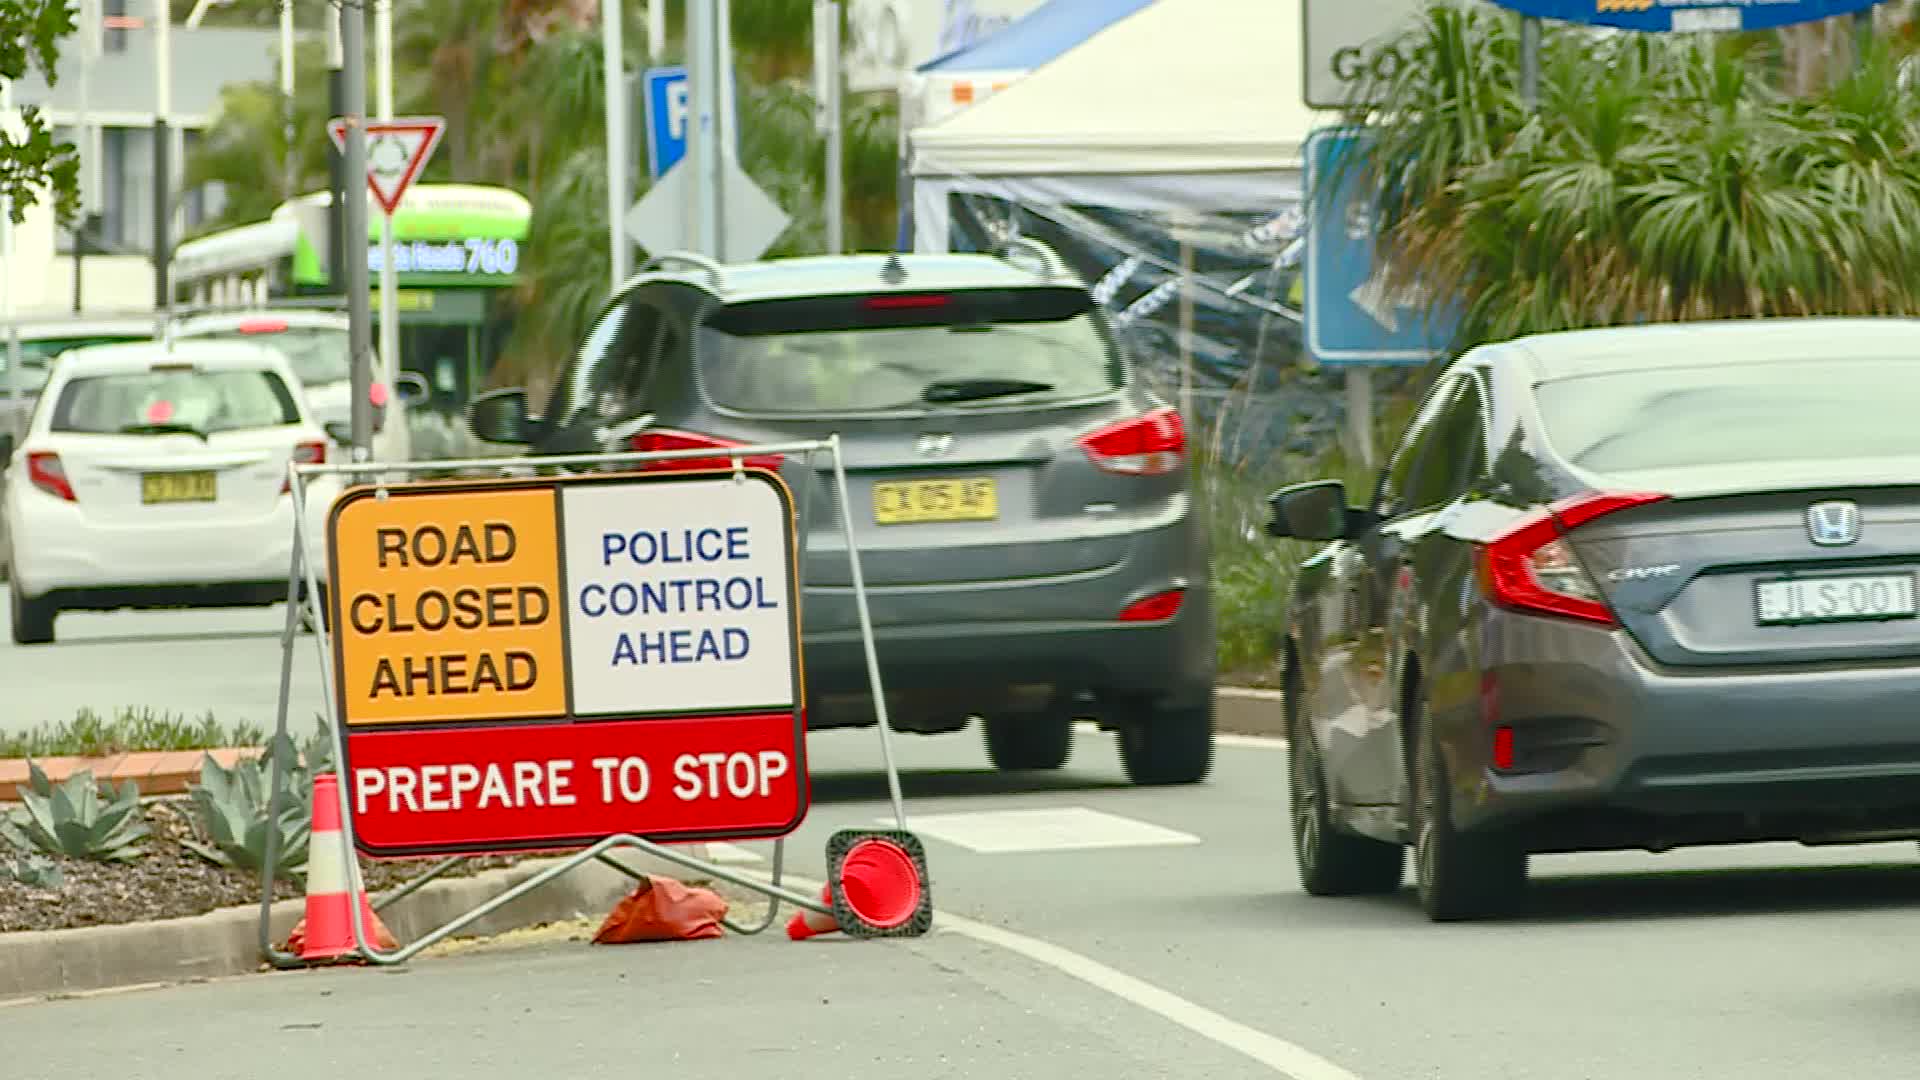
[846,0,1046,93]
[1303,0,1425,109]
[561,476,798,717]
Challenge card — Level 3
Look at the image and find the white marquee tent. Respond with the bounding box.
[907,0,1328,253]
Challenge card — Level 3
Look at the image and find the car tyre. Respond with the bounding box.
[1411,695,1527,922]
[9,573,55,645]
[1289,684,1403,896]
[1117,698,1214,786]
[983,713,1073,771]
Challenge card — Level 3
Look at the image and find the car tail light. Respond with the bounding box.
[1492,725,1516,771]
[27,451,75,502]
[629,429,784,472]
[864,294,950,310]
[1080,407,1184,476]
[1477,491,1668,626]
[283,440,327,492]
[237,318,289,335]
[1119,587,1185,623]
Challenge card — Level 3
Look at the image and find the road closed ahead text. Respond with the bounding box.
[333,488,568,725]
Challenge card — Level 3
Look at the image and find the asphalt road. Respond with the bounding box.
[9,597,1920,1077]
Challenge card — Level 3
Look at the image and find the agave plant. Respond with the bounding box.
[5,761,151,862]
[0,852,65,889]
[181,734,314,882]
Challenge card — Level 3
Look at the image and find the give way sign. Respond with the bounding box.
[327,116,447,216]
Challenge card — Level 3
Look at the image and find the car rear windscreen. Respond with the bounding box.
[4,336,152,393]
[194,326,352,386]
[1535,358,1920,473]
[698,287,1123,414]
[52,369,303,435]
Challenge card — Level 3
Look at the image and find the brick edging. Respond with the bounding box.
[0,748,261,802]
[0,846,691,1002]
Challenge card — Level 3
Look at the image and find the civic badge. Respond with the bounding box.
[915,433,953,458]
[1806,500,1860,547]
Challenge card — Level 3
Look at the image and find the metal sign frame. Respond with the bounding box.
[254,436,911,966]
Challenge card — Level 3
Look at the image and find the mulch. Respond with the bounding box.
[0,797,523,935]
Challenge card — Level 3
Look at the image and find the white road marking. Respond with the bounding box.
[704,841,767,865]
[762,868,1362,1080]
[880,806,1201,854]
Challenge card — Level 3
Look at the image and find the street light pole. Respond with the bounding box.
[339,0,373,461]
[2,80,20,436]
[814,0,843,254]
[602,0,631,289]
[280,0,294,206]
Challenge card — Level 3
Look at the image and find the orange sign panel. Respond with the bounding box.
[330,486,567,726]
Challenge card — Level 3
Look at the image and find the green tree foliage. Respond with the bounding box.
[1347,3,1920,348]
[0,0,81,225]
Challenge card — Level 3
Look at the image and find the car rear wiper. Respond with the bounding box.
[118,422,209,441]
[920,378,1056,404]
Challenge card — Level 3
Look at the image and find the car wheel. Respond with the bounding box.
[1410,694,1527,922]
[983,712,1073,771]
[9,573,55,645]
[1116,698,1214,786]
[1288,683,1403,896]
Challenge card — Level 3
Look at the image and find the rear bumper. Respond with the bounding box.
[1453,617,1920,846]
[9,495,297,601]
[797,601,1216,729]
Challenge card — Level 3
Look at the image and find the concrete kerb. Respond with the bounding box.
[1214,687,1287,740]
[0,844,702,1004]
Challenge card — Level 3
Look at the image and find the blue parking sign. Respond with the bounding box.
[643,66,690,181]
[1305,125,1459,366]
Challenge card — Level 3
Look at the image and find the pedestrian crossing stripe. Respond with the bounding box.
[874,807,1201,854]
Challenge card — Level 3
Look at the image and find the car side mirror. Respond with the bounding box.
[468,387,537,445]
[393,372,430,406]
[1267,480,1355,542]
[323,421,353,446]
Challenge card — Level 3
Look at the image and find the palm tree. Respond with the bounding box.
[1346,2,1920,349]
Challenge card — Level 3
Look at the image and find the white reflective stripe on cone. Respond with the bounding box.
[306,827,350,896]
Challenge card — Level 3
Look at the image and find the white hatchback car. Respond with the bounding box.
[171,309,425,463]
[1,341,334,644]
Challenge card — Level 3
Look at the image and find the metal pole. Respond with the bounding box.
[829,435,907,831]
[1519,15,1541,111]
[340,0,374,460]
[601,0,631,288]
[647,0,664,62]
[687,0,720,257]
[376,0,399,395]
[280,0,295,203]
[2,81,18,436]
[715,0,734,258]
[1178,238,1194,425]
[74,0,94,312]
[818,1,844,254]
[1345,368,1374,470]
[327,15,345,295]
[153,0,173,314]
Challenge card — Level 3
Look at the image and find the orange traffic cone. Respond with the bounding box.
[785,885,842,940]
[283,772,397,961]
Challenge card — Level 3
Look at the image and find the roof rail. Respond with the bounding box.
[640,251,725,289]
[999,237,1067,279]
[168,296,352,319]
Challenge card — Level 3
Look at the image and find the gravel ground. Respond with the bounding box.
[0,797,522,934]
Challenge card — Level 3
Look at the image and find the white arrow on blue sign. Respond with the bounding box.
[1304,124,1459,367]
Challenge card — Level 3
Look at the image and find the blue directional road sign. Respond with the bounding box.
[1304,125,1458,367]
[642,66,690,181]
[1486,0,1876,34]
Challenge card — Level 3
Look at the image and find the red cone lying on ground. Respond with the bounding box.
[593,876,729,944]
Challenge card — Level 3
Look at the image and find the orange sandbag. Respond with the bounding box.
[593,876,729,944]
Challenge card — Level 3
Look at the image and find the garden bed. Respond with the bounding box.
[0,795,524,935]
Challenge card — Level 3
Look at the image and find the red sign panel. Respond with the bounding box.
[345,714,807,858]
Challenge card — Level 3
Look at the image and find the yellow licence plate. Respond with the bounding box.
[873,477,998,525]
[142,471,217,504]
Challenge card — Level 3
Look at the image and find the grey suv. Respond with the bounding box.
[468,247,1215,784]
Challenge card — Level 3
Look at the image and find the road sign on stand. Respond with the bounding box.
[327,116,446,215]
[325,469,807,857]
[1304,125,1458,366]
[1303,0,1425,109]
